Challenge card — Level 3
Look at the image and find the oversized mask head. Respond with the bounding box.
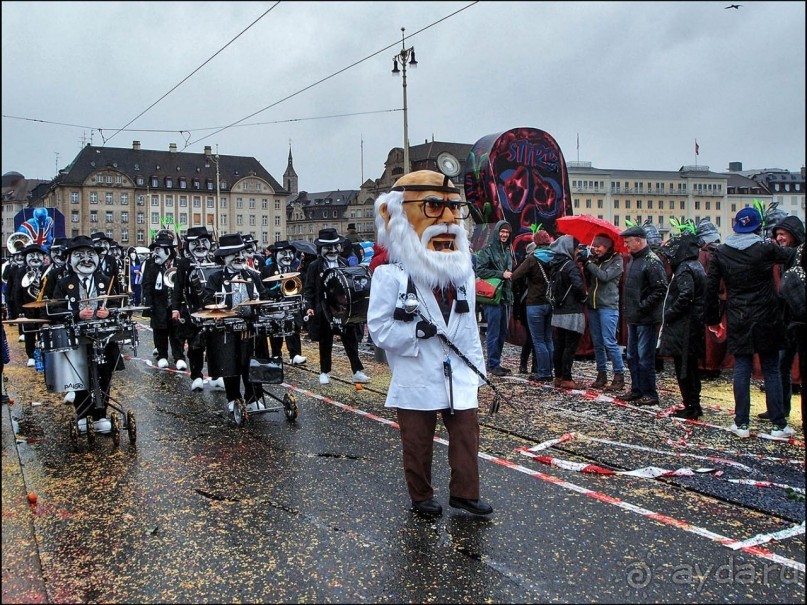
[276,248,295,268]
[376,170,473,288]
[12,253,24,267]
[50,247,66,267]
[152,246,171,266]
[70,247,99,277]
[25,250,45,271]
[187,238,211,262]
[320,243,340,263]
[223,249,247,271]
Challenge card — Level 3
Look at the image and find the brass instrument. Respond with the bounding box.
[21,268,42,300]
[262,272,303,296]
[163,266,177,290]
[6,232,33,254]
[120,254,133,295]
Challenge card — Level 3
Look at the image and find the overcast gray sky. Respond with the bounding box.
[2,1,805,192]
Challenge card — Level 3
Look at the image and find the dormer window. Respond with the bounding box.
[206,179,214,191]
[136,175,145,186]
[151,176,159,188]
[192,178,200,189]
[165,177,173,188]
[179,177,187,189]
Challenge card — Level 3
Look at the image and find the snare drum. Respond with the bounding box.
[322,266,371,326]
[39,324,78,353]
[44,346,89,392]
[77,319,121,341]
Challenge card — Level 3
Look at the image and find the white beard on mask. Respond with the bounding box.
[376,190,473,290]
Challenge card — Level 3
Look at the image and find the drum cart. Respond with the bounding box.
[45,302,141,450]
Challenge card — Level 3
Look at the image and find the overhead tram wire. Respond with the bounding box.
[2,108,401,138]
[184,1,479,151]
[102,2,281,146]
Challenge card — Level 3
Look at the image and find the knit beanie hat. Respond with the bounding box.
[592,234,614,249]
[533,229,552,246]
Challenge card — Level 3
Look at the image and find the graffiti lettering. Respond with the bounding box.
[507,141,559,172]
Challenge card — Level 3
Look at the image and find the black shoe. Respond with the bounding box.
[490,367,508,377]
[635,396,660,407]
[519,364,528,374]
[758,411,770,420]
[449,496,493,516]
[617,391,642,402]
[411,498,442,516]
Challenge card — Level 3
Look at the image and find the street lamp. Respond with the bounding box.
[392,27,417,175]
[205,145,221,237]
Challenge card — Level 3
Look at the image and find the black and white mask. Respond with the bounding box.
[277,248,295,269]
[320,244,340,263]
[152,247,171,266]
[25,251,45,271]
[223,250,247,271]
[70,248,99,277]
[187,238,211,262]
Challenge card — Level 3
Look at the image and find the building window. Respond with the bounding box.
[90,211,98,222]
[614,199,620,209]
[179,177,187,189]
[236,215,243,226]
[165,177,173,188]
[71,211,79,223]
[669,200,674,210]
[680,201,686,210]
[262,216,268,226]
[121,193,129,205]
[585,199,592,209]
[221,215,227,226]
[625,200,631,209]
[136,176,145,186]
[274,200,280,210]
[637,200,643,209]
[137,195,145,206]
[206,180,214,191]
[206,197,214,208]
[105,192,113,204]
[180,213,188,225]
[262,200,268,210]
[574,199,580,209]
[597,199,603,209]
[647,199,653,209]
[150,195,158,206]
[115,175,122,184]
[192,178,200,189]
[137,230,145,243]
[695,201,701,210]
[137,212,145,224]
[150,212,159,224]
[71,192,79,203]
[120,229,129,242]
[236,198,243,209]
[274,216,281,226]
[249,215,256,226]
[106,211,114,223]
[249,198,256,209]
[90,192,98,204]
[193,196,201,208]
[151,177,159,187]
[180,196,188,207]
[221,197,228,208]
[256,182,262,191]
[121,212,129,223]
[165,195,174,207]
[166,212,174,223]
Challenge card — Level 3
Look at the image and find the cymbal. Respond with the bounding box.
[204,303,229,310]
[3,318,51,325]
[117,306,150,313]
[226,278,250,284]
[22,299,67,309]
[233,299,270,307]
[191,309,237,320]
[262,272,300,283]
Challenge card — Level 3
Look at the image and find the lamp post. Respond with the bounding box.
[205,145,221,237]
[391,27,417,175]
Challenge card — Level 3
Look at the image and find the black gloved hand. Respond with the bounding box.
[416,320,437,339]
[577,245,590,262]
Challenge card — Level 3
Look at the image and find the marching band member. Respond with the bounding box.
[41,238,71,300]
[262,240,306,365]
[142,232,185,370]
[203,233,269,412]
[16,243,48,366]
[171,226,216,391]
[367,170,492,517]
[3,252,26,341]
[53,235,125,434]
[91,232,121,294]
[303,228,369,385]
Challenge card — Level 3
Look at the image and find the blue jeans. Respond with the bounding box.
[484,304,509,370]
[588,308,624,374]
[733,352,785,427]
[526,304,554,378]
[626,323,659,399]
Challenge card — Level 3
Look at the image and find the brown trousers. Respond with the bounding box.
[396,407,481,502]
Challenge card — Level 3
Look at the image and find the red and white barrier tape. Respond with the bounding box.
[724,521,805,551]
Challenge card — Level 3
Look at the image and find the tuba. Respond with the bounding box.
[280,274,303,297]
[163,266,177,290]
[7,232,33,255]
[21,268,42,300]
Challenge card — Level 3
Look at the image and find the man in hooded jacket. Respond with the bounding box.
[475,220,514,376]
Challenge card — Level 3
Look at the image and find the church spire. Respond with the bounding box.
[283,140,298,194]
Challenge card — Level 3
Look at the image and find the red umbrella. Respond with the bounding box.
[555,215,626,253]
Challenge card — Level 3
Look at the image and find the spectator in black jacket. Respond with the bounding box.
[705,207,796,439]
[617,225,668,406]
[659,232,706,419]
[759,215,805,421]
[778,243,805,435]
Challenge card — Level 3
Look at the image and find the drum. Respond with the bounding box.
[322,266,371,326]
[39,324,78,353]
[77,319,121,342]
[205,322,246,378]
[255,298,302,337]
[44,346,89,393]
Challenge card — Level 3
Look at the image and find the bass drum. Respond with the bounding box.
[44,346,89,393]
[206,328,242,378]
[322,265,372,326]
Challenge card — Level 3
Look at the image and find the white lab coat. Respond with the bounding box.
[367,264,485,411]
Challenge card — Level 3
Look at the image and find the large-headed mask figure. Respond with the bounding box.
[184,227,213,264]
[68,238,100,278]
[23,245,46,274]
[150,232,176,267]
[376,170,473,289]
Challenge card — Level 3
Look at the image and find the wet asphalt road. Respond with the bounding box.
[2,320,805,603]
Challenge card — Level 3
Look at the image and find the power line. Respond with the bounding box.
[2,107,401,137]
[184,1,479,150]
[102,2,282,146]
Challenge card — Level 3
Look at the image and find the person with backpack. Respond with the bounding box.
[548,235,587,389]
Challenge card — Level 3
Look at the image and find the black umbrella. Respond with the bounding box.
[289,240,317,256]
